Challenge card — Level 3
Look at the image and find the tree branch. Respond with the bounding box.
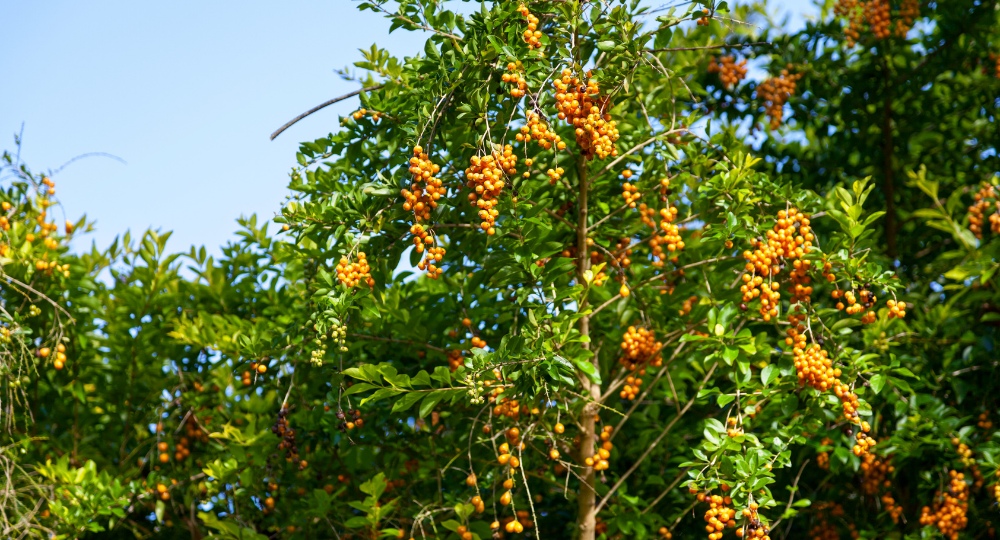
[270,85,385,140]
[645,42,771,53]
[594,362,718,513]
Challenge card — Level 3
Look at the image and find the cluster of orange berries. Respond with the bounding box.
[832,288,878,323]
[881,492,903,524]
[242,360,268,386]
[696,9,710,26]
[621,171,641,208]
[896,0,919,36]
[740,208,813,320]
[465,146,515,235]
[952,437,974,468]
[860,452,893,495]
[977,412,992,430]
[853,430,877,457]
[990,53,1000,78]
[919,470,969,540]
[516,3,543,50]
[649,210,684,265]
[492,396,534,420]
[150,482,173,501]
[679,295,698,316]
[785,311,870,445]
[836,0,918,45]
[516,112,564,151]
[817,437,833,469]
[707,56,748,89]
[502,63,528,99]
[968,182,1000,239]
[447,349,463,372]
[618,326,662,399]
[611,237,633,269]
[553,70,619,160]
[657,526,674,539]
[808,502,857,540]
[497,440,522,474]
[583,425,614,471]
[334,408,363,431]
[725,417,744,438]
[351,108,383,122]
[40,175,57,196]
[737,502,769,539]
[693,486,737,540]
[336,252,374,288]
[403,147,444,222]
[38,343,68,370]
[496,512,533,535]
[863,0,891,39]
[756,68,802,129]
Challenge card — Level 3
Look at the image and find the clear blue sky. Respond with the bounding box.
[2,0,818,256]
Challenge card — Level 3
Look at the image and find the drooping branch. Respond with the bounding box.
[270,85,385,140]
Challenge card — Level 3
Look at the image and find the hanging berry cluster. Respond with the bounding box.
[583,425,614,471]
[336,252,373,288]
[740,208,813,320]
[516,4,543,51]
[707,56,748,89]
[784,310,873,453]
[737,502,769,540]
[272,407,307,470]
[919,470,969,540]
[755,68,803,129]
[403,146,443,222]
[693,487,737,540]
[638,177,681,267]
[968,182,999,239]
[464,146,516,235]
[835,0,920,45]
[351,108,383,122]
[335,408,363,431]
[553,70,620,160]
[621,170,641,208]
[516,112,564,150]
[502,62,527,98]
[618,326,662,400]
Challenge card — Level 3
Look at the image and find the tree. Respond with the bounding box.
[3,1,998,540]
[696,0,1000,538]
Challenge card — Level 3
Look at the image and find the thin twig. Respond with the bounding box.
[645,42,771,53]
[594,362,718,513]
[270,85,385,140]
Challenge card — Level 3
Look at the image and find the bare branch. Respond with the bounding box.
[271,85,385,140]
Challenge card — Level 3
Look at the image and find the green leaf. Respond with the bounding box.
[869,374,886,394]
[761,364,778,386]
[391,391,425,413]
[419,391,449,418]
[344,383,378,396]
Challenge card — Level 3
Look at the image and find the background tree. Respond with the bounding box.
[697,0,1000,537]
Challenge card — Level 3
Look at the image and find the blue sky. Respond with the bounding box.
[2,0,818,257]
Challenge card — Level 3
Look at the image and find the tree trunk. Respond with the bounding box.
[575,155,599,540]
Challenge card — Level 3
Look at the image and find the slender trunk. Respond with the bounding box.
[883,68,897,259]
[575,155,599,540]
